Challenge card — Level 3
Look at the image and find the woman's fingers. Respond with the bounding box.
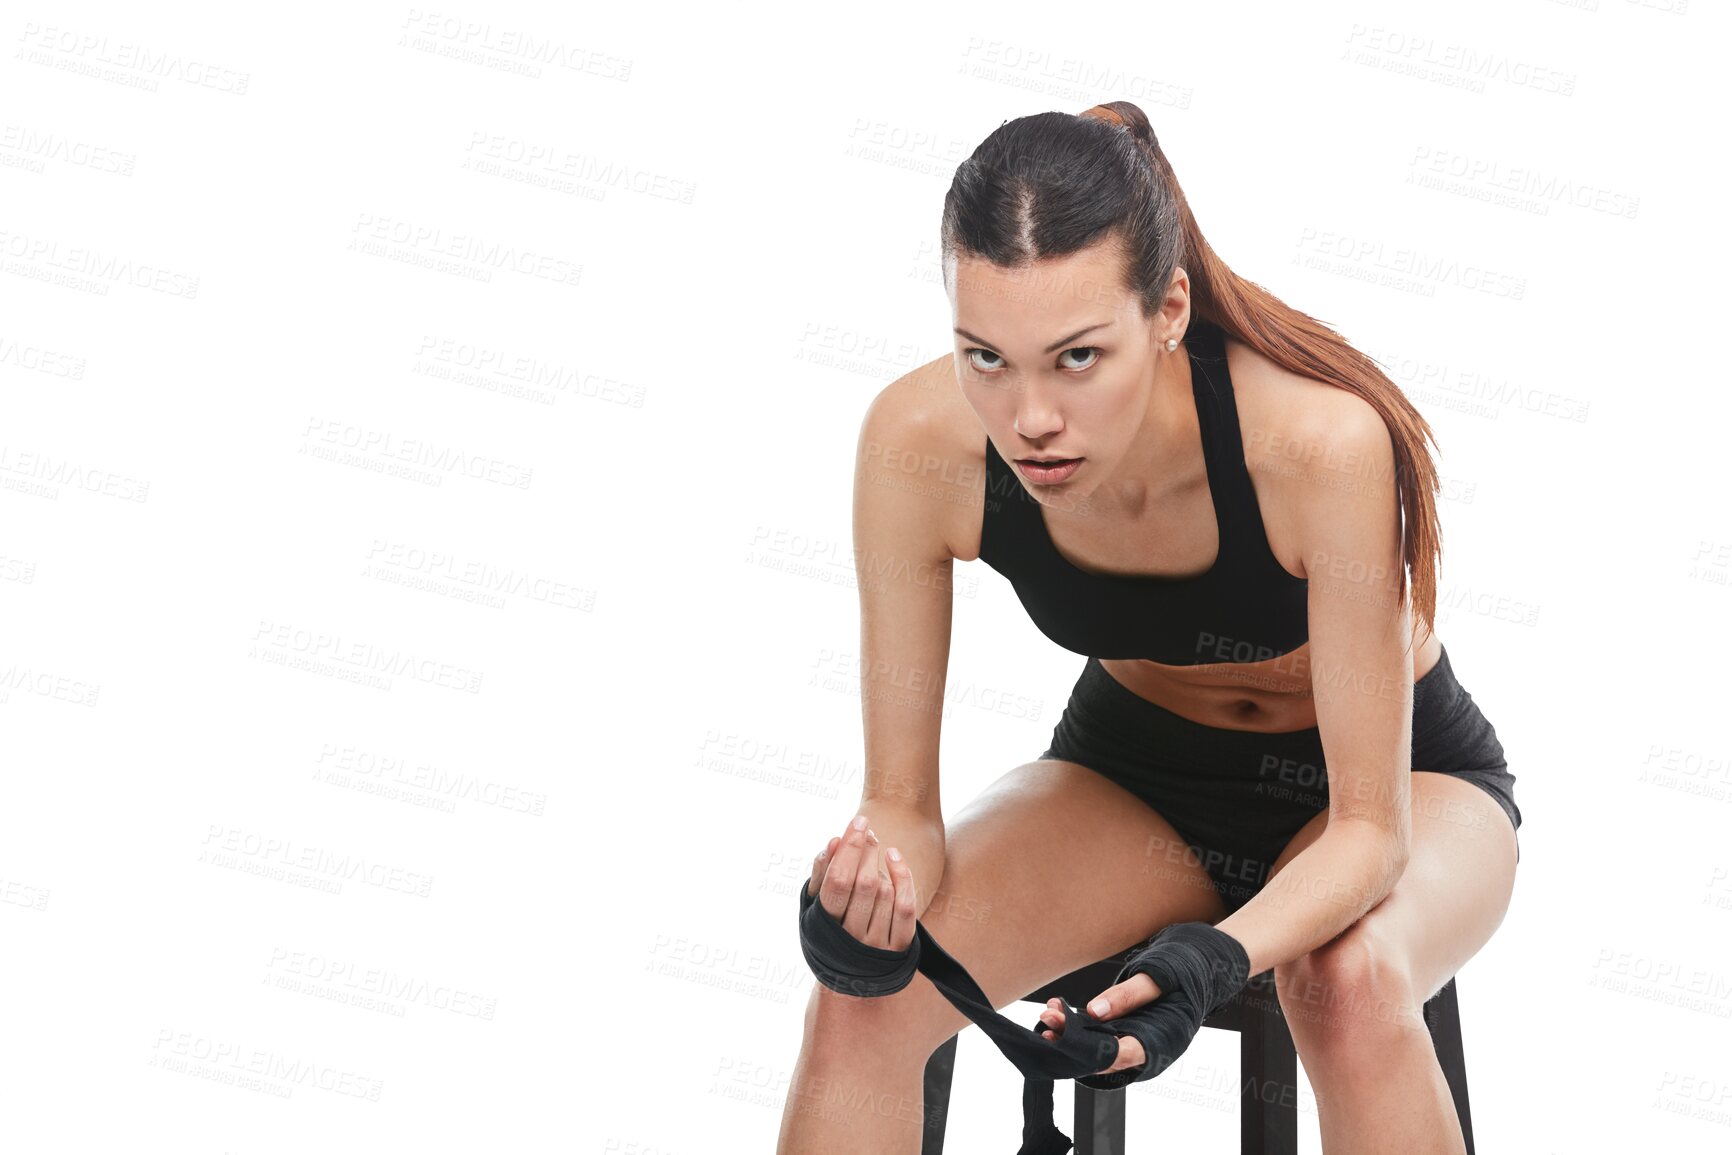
[1094,1034,1147,1077]
[1039,997,1066,1041]
[807,836,841,898]
[1085,973,1162,1021]
[819,815,870,921]
[862,862,895,946]
[1038,1001,1152,1074]
[883,847,917,951]
[816,815,905,949]
[1071,977,1165,1077]
[841,824,884,940]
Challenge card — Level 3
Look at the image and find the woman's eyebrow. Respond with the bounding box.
[953,321,1113,355]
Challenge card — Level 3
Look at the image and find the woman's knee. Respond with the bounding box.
[801,973,963,1071]
[1274,922,1428,1050]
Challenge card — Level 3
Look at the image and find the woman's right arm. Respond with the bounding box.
[845,368,961,921]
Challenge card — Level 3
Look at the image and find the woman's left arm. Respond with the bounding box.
[1213,397,1415,976]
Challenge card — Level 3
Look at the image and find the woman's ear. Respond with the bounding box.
[1149,268,1190,345]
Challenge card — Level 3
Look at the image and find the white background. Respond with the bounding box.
[3,1,1728,1152]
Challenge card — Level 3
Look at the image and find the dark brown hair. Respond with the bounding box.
[940,100,1442,644]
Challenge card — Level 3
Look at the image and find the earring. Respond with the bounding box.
[1165,338,1178,352]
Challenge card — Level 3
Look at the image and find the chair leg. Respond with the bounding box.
[1073,1084,1126,1155]
[921,1035,959,1155]
[1424,978,1474,1155]
[1240,977,1299,1155]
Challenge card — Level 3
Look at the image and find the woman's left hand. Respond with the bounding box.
[1034,973,1165,1077]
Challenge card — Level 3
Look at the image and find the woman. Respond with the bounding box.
[779,101,1521,1155]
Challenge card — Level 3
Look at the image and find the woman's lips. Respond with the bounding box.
[1015,457,1082,484]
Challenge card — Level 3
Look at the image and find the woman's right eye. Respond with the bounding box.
[965,348,1003,372]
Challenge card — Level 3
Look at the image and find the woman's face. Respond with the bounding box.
[948,241,1180,507]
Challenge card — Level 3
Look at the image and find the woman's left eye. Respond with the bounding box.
[1059,347,1100,371]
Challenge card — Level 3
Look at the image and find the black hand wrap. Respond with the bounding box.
[1072,920,1251,1091]
[796,877,921,996]
[796,884,1251,1155]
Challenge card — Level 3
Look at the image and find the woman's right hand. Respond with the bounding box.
[806,814,918,952]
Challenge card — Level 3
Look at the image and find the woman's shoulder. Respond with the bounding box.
[1223,333,1383,466]
[859,354,986,563]
[1220,332,1389,580]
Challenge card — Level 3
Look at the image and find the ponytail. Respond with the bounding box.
[1082,101,1441,643]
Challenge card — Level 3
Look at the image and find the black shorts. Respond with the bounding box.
[1039,645,1522,914]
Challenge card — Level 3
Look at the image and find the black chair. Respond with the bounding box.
[920,956,1474,1155]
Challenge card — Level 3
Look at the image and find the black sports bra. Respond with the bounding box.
[977,319,1309,666]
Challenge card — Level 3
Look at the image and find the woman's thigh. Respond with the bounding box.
[1267,770,1518,1017]
[805,757,1227,1061]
